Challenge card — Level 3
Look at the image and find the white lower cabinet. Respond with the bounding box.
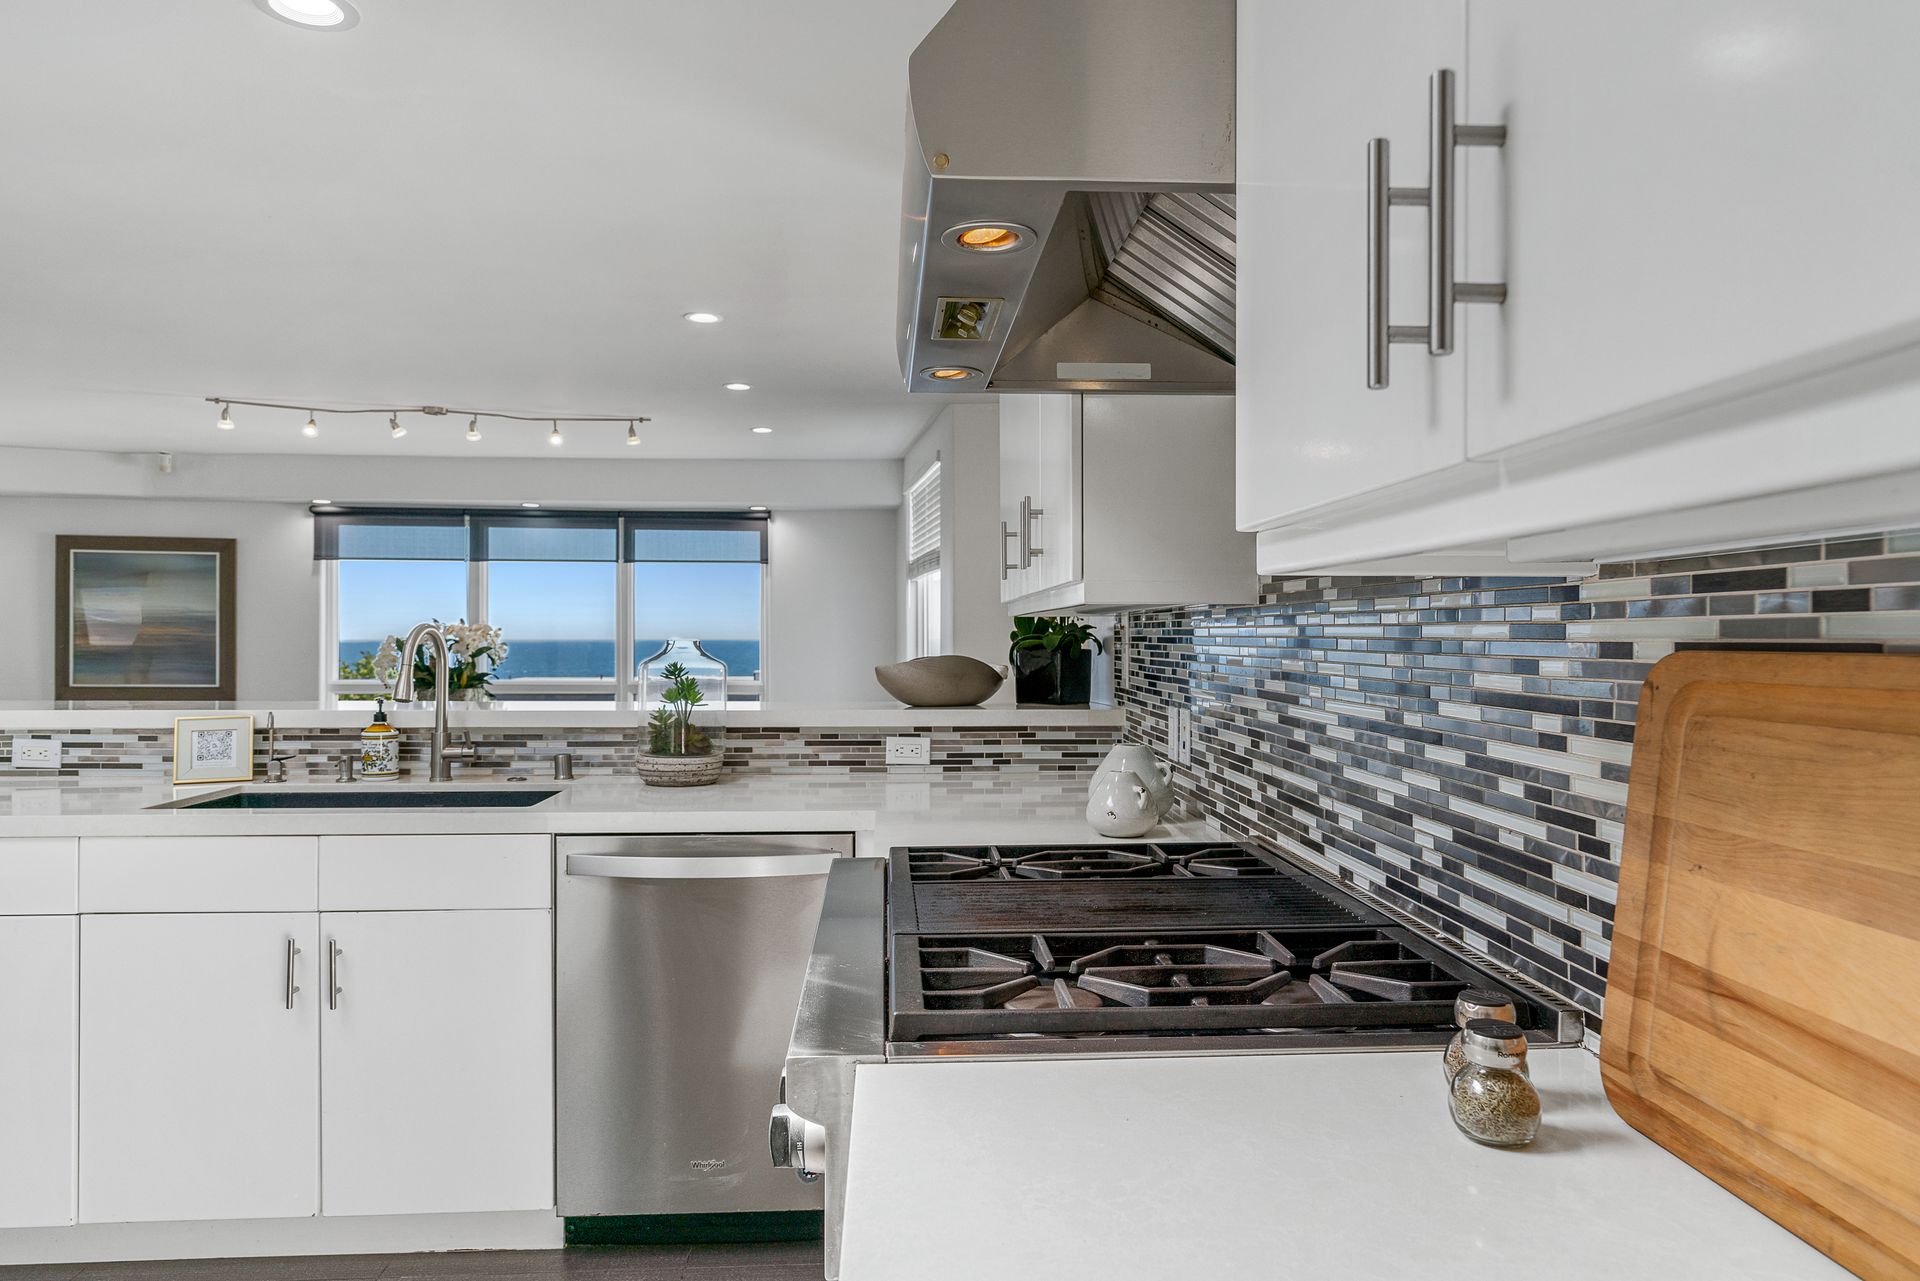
[319,909,554,1216]
[79,913,321,1224]
[0,915,77,1229]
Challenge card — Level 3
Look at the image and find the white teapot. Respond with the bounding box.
[1086,769,1157,839]
[1090,743,1176,819]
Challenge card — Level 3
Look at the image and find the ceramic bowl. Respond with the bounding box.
[874,656,1007,707]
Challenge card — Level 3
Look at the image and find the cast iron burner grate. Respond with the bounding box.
[890,927,1494,1042]
[902,844,1284,882]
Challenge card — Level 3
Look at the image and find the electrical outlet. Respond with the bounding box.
[1167,707,1194,767]
[9,736,61,769]
[884,736,931,766]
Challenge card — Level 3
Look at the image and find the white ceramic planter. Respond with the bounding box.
[635,752,723,787]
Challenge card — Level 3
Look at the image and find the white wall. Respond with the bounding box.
[0,496,904,706]
[0,496,320,702]
[765,508,902,704]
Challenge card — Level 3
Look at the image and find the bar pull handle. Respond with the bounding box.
[1365,138,1432,390]
[1427,67,1506,357]
[284,937,301,1010]
[327,938,343,1011]
[1019,495,1045,567]
[1000,522,1019,580]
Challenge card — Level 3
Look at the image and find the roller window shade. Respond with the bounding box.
[624,515,768,564]
[312,510,469,561]
[470,514,619,562]
[314,508,768,563]
[907,462,941,579]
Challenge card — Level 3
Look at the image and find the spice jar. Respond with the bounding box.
[1442,988,1520,1082]
[1448,1019,1541,1148]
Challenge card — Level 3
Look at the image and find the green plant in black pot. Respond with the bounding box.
[1008,615,1104,706]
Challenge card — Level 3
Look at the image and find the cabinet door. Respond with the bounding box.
[998,394,1042,603]
[79,913,319,1223]
[1236,0,1471,531]
[1464,0,1920,459]
[1029,395,1083,593]
[320,910,553,1216]
[0,916,76,1228]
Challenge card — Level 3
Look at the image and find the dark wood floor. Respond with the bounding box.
[0,1242,824,1281]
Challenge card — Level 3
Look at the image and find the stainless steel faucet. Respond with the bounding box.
[264,712,293,783]
[389,621,471,782]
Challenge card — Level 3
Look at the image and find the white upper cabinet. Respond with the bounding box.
[1237,0,1920,571]
[1235,0,1474,532]
[1463,0,1920,464]
[1000,393,1255,614]
[320,909,553,1217]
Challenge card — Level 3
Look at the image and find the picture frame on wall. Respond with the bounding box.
[54,535,237,700]
[171,714,255,785]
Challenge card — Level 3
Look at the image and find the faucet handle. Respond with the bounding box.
[335,752,356,783]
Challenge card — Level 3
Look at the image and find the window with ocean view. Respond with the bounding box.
[319,508,767,707]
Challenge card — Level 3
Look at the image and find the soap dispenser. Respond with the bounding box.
[360,697,400,780]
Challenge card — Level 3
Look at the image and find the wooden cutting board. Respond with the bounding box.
[1602,651,1920,1280]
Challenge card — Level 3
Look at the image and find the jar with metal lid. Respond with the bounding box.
[1447,1018,1541,1148]
[1442,988,1520,1081]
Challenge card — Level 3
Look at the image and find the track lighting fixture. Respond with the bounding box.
[206,398,649,444]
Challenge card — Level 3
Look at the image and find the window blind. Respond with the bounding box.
[906,462,941,579]
[312,508,768,564]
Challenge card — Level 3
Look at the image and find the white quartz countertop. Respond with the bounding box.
[0,702,1122,730]
[0,774,1213,849]
[840,1047,1850,1281]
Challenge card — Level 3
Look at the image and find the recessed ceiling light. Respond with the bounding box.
[683,312,723,324]
[252,0,360,31]
[723,382,752,391]
[521,502,541,509]
[751,426,774,434]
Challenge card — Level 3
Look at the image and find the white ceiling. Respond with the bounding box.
[0,0,974,462]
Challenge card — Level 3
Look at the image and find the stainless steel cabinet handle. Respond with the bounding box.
[1019,495,1045,567]
[284,937,301,1010]
[1366,68,1506,389]
[565,852,838,880]
[1427,68,1507,356]
[327,938,343,1011]
[1000,521,1019,580]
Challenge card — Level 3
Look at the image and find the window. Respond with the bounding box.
[905,462,942,657]
[317,509,767,707]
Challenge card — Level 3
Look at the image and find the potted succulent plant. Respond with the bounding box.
[1009,615,1103,706]
[636,644,726,787]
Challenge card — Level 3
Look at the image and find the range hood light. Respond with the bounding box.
[920,366,983,382]
[943,221,1034,254]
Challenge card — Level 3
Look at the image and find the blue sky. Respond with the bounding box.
[339,561,761,642]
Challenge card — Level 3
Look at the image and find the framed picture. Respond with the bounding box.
[172,714,254,785]
[54,536,237,700]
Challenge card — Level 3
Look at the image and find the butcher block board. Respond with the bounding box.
[1603,651,1920,1280]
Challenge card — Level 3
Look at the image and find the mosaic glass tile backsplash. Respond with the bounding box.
[1116,529,1920,1028]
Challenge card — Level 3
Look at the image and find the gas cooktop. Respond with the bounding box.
[885,842,1581,1057]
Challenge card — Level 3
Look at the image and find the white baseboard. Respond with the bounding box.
[0,1209,563,1266]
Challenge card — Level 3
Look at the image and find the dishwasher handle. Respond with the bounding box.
[564,851,839,880]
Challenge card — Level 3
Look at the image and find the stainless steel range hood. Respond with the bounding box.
[897,0,1235,395]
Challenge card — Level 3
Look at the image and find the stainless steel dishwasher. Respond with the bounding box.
[555,832,849,1218]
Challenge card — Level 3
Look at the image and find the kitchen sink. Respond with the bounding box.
[169,788,562,810]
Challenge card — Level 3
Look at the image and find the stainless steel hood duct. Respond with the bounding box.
[897,0,1235,395]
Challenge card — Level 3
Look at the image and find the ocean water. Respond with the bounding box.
[340,639,761,680]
